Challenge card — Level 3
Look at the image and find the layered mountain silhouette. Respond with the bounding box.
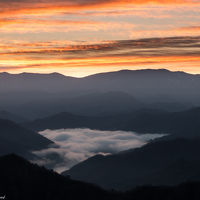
[0,119,52,158]
[24,107,200,138]
[0,110,26,123]
[64,138,200,190]
[1,154,200,200]
[55,91,144,116]
[2,69,200,199]
[1,69,200,118]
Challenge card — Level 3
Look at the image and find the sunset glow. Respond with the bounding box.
[1,0,200,76]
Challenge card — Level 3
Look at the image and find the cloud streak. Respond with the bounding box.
[32,128,164,172]
[0,0,200,76]
[2,36,200,55]
[1,36,200,73]
[0,0,198,19]
[0,18,134,33]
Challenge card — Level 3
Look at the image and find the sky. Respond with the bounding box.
[1,0,200,77]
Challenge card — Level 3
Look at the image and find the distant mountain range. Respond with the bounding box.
[1,69,199,118]
[0,119,53,159]
[64,138,200,190]
[1,154,200,200]
[24,107,200,138]
[0,110,27,123]
[2,68,200,196]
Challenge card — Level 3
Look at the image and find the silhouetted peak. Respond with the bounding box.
[49,72,65,77]
[0,71,75,80]
[0,154,35,170]
[0,72,10,77]
[0,72,10,75]
[85,68,191,80]
[118,69,171,74]
[114,69,190,76]
[0,153,26,163]
[18,72,65,78]
[0,69,196,81]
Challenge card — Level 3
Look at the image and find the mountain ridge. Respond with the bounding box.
[0,110,27,123]
[64,138,200,190]
[0,68,199,78]
[1,68,200,118]
[0,118,53,159]
[23,107,200,138]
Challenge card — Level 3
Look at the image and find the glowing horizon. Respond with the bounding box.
[1,0,200,76]
[1,66,200,78]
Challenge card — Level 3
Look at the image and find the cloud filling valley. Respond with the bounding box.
[33,128,164,173]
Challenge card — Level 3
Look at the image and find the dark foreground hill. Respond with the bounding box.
[65,138,200,190]
[0,119,52,158]
[0,154,115,200]
[1,154,200,200]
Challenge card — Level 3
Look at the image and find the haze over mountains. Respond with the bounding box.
[24,107,200,139]
[1,69,200,198]
[0,69,199,118]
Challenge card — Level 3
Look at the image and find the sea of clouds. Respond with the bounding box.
[33,128,164,173]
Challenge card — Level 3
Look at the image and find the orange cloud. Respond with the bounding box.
[0,19,99,26]
[129,26,200,38]
[0,0,198,17]
[176,26,200,31]
[1,36,200,76]
[0,18,134,33]
[1,36,200,56]
[1,55,200,78]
